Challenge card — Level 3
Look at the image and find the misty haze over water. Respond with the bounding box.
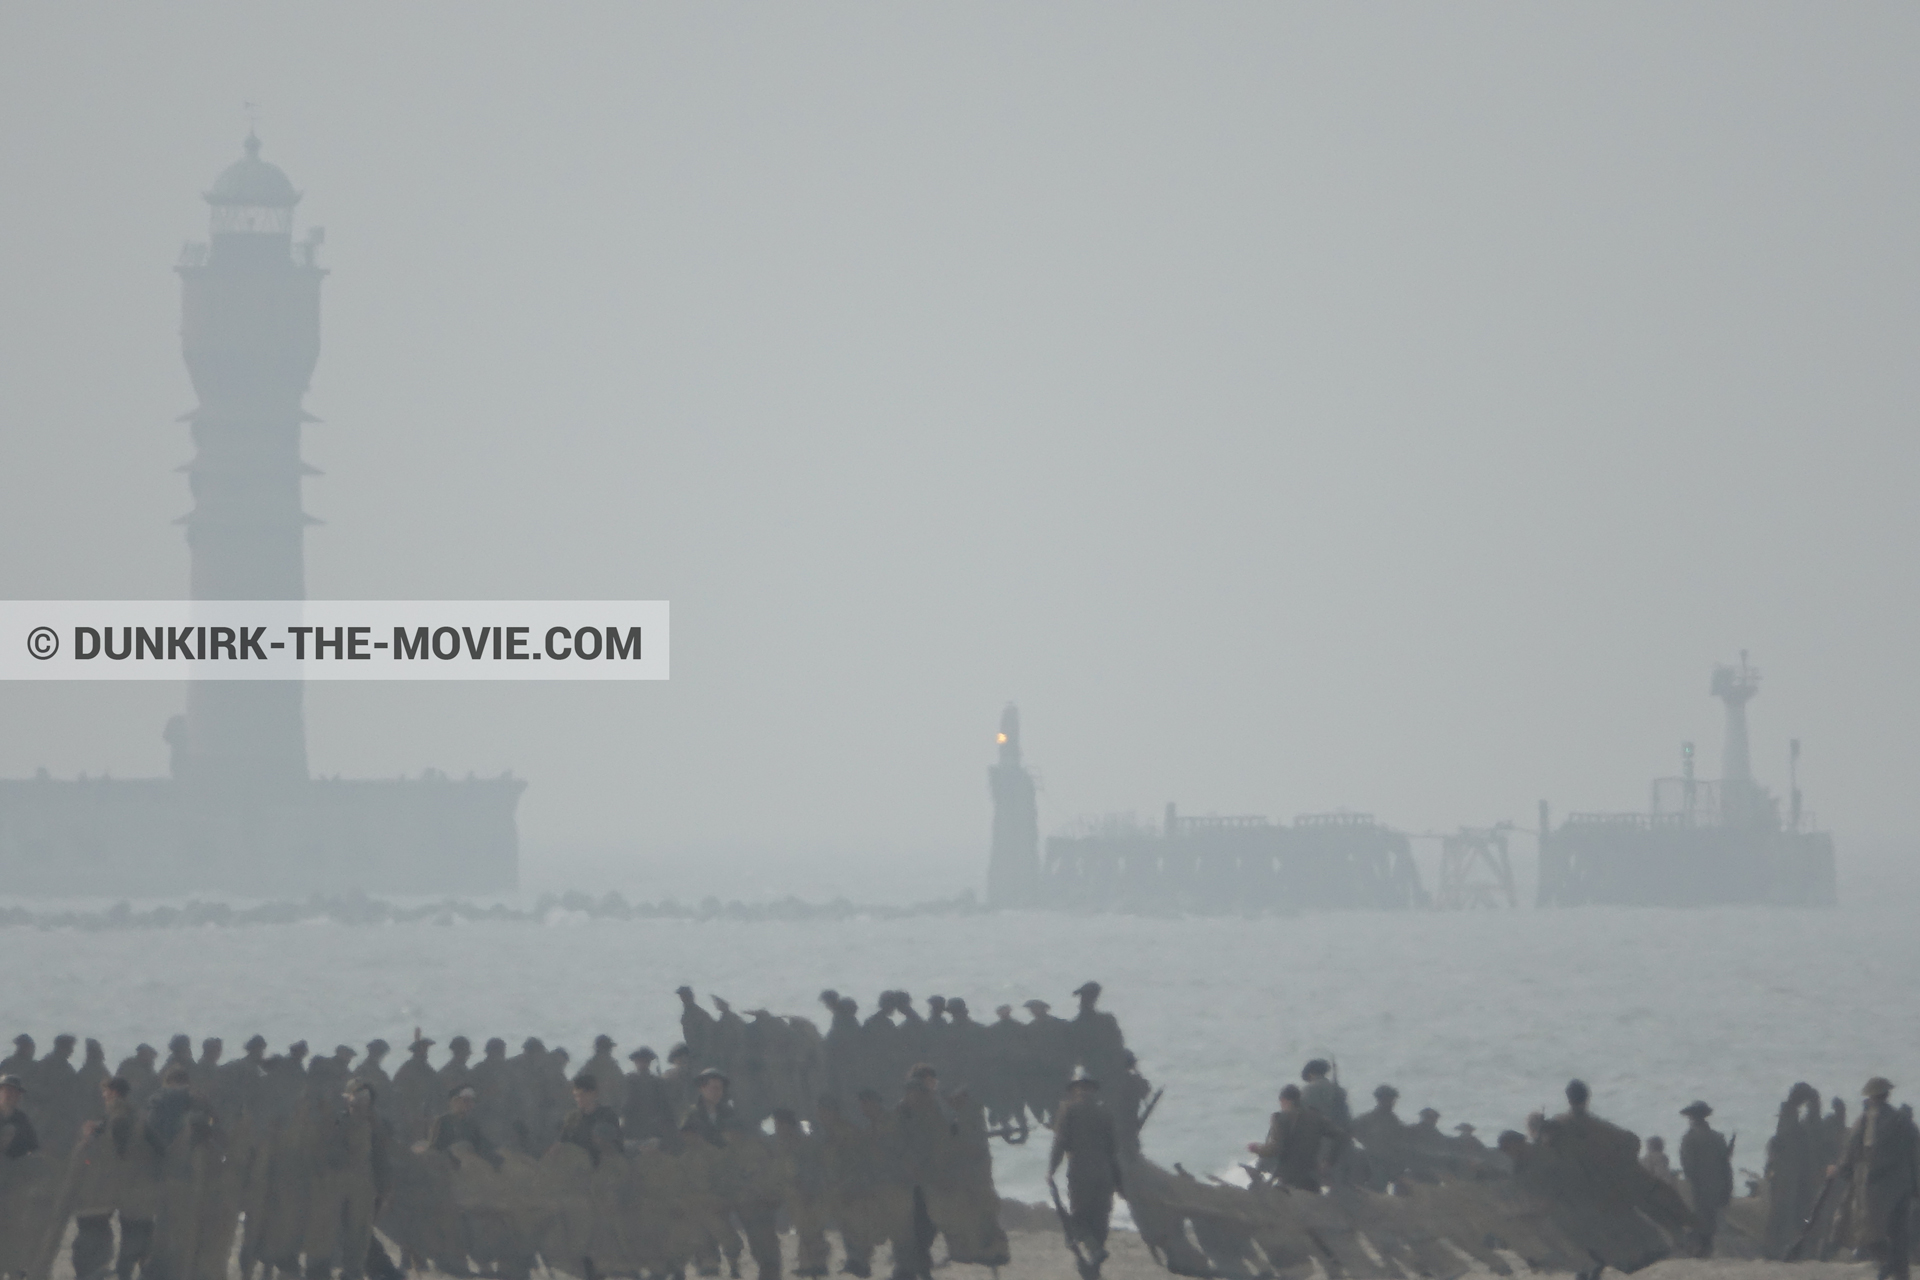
[5,7,1919,902]
[5,11,1920,1269]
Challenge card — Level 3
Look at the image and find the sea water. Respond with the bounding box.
[1,902,1913,1204]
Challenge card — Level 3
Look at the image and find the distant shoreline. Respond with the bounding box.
[0,888,988,930]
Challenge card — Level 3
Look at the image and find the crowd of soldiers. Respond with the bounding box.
[0,982,1145,1280]
[2,984,1916,1280]
[1221,1062,1916,1280]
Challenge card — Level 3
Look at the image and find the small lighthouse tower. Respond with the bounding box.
[173,135,322,790]
[1709,651,1762,826]
[987,704,1039,906]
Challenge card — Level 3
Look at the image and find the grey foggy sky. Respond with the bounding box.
[2,5,1916,897]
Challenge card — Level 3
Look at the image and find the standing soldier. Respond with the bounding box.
[504,1037,551,1153]
[1113,1052,1151,1158]
[1299,1061,1351,1183]
[583,1035,625,1099]
[821,993,861,1102]
[0,1035,32,1080]
[77,1039,110,1098]
[1825,1096,1852,1165]
[1021,1001,1073,1126]
[773,1108,830,1278]
[31,1034,81,1155]
[979,1005,1029,1142]
[1678,1102,1733,1256]
[1352,1084,1407,1190]
[143,1064,207,1151]
[392,1035,440,1144]
[622,1048,676,1142]
[682,1069,772,1280]
[72,1077,157,1280]
[358,1039,394,1092]
[814,1095,877,1279]
[215,1034,268,1126]
[310,1044,359,1102]
[921,998,953,1086]
[663,1044,698,1121]
[1249,1084,1346,1192]
[857,1089,914,1278]
[894,1065,950,1280]
[1829,1078,1919,1280]
[116,1044,161,1108]
[467,1038,511,1145]
[678,986,719,1064]
[556,1072,624,1163]
[1068,983,1127,1087]
[0,1074,37,1157]
[1766,1082,1820,1256]
[357,1040,396,1129]
[1048,1068,1123,1276]
[944,1000,986,1103]
[1541,1079,1695,1253]
[190,1037,223,1096]
[1300,1060,1351,1128]
[306,1078,394,1280]
[438,1036,475,1099]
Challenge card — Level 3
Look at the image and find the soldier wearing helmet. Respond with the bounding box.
[1829,1078,1919,1280]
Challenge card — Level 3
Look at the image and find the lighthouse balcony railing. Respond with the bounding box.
[1648,777,1725,826]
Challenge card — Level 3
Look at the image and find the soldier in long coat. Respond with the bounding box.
[27,1036,81,1156]
[71,1077,159,1280]
[680,1068,772,1280]
[1678,1101,1732,1256]
[503,1038,552,1154]
[678,987,719,1065]
[1020,1001,1073,1126]
[1540,1079,1693,1264]
[1765,1082,1820,1256]
[820,994,862,1103]
[466,1039,512,1146]
[0,1036,33,1081]
[437,1038,475,1104]
[892,1066,949,1280]
[1831,1078,1919,1280]
[814,1095,879,1278]
[1067,983,1127,1088]
[305,1078,394,1280]
[1352,1084,1408,1190]
[621,1049,677,1142]
[976,1006,1029,1142]
[115,1046,161,1111]
[581,1037,625,1101]
[391,1038,441,1146]
[1048,1069,1123,1274]
[773,1108,830,1277]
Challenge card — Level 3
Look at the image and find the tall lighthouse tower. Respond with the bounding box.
[0,134,526,896]
[173,135,321,789]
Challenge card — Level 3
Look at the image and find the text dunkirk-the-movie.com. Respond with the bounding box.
[2,601,668,681]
